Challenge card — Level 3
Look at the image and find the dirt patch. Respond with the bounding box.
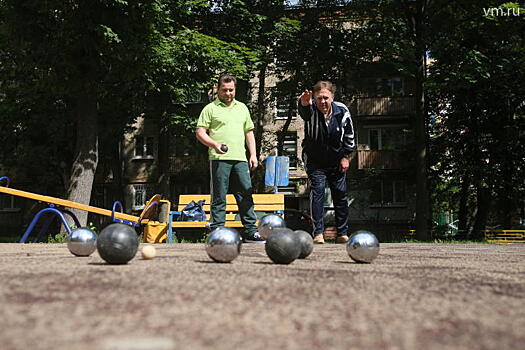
[0,243,523,350]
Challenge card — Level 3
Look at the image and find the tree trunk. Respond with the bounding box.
[253,63,268,192]
[254,63,267,160]
[65,92,98,227]
[457,178,469,238]
[413,0,430,240]
[110,137,125,208]
[472,186,490,240]
[500,118,516,228]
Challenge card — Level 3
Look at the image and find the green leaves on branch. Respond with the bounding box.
[172,28,257,80]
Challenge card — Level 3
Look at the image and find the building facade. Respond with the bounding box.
[102,67,417,240]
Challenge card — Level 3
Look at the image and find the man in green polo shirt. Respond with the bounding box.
[196,75,264,242]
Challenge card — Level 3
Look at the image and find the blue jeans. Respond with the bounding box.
[307,166,349,237]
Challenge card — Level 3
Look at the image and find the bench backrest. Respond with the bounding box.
[177,194,284,221]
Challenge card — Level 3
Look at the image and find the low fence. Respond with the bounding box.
[401,229,525,243]
[484,230,525,243]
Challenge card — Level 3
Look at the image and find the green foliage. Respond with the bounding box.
[428,0,525,230]
[47,232,68,243]
[0,0,257,191]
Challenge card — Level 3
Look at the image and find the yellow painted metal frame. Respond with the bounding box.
[484,230,525,243]
[0,186,144,223]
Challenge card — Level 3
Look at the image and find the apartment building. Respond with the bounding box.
[99,65,416,239]
[91,5,419,238]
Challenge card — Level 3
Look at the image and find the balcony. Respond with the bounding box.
[356,97,415,116]
[358,151,410,170]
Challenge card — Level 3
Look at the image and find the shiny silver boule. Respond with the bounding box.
[346,231,380,263]
[205,227,242,263]
[257,214,286,239]
[67,227,97,257]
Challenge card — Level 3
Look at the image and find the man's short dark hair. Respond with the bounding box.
[218,74,237,87]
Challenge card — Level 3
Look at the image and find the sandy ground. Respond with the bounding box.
[0,242,523,350]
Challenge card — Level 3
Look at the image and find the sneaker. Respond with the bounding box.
[313,234,325,244]
[245,232,266,243]
[335,235,349,244]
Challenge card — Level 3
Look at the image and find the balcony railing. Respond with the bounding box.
[358,150,409,169]
[356,97,415,116]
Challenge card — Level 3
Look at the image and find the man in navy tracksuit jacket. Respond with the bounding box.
[298,81,355,244]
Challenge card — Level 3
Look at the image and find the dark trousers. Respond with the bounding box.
[209,160,258,236]
[307,166,349,237]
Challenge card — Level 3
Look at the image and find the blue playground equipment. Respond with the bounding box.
[0,176,162,243]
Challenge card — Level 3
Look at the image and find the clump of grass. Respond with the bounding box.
[47,232,68,243]
[46,222,99,243]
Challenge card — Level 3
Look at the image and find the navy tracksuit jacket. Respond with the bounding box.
[298,100,355,237]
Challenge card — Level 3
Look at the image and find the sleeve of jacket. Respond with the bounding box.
[342,107,356,154]
[297,99,313,121]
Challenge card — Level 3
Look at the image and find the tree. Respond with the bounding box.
[428,1,525,238]
[0,0,257,226]
[191,1,300,150]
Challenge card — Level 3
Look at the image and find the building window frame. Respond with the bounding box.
[368,126,408,151]
[377,77,404,97]
[364,77,405,97]
[184,90,210,104]
[274,96,297,120]
[133,135,156,160]
[0,195,20,212]
[370,179,407,207]
[131,183,156,211]
[281,131,298,169]
[277,179,299,195]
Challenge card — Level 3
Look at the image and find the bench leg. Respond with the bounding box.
[168,213,173,244]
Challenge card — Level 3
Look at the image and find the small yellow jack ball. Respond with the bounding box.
[141,245,156,260]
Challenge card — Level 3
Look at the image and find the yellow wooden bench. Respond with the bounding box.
[484,230,525,243]
[167,194,285,242]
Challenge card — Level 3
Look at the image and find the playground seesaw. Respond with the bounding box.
[0,176,171,243]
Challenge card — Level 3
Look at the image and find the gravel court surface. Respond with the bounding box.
[0,243,523,350]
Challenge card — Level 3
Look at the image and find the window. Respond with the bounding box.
[369,128,406,150]
[134,136,155,159]
[378,77,404,97]
[371,179,406,206]
[364,77,404,97]
[185,90,209,104]
[0,195,19,212]
[131,184,156,211]
[174,135,208,157]
[277,179,299,195]
[275,96,297,120]
[282,132,298,169]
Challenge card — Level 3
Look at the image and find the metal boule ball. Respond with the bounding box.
[97,223,139,265]
[220,144,228,153]
[257,214,286,239]
[265,227,301,264]
[294,230,314,259]
[205,227,242,263]
[346,230,380,263]
[67,227,97,257]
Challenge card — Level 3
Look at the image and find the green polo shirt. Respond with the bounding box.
[197,99,255,161]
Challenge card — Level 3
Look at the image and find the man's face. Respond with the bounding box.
[218,81,236,105]
[314,88,334,115]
